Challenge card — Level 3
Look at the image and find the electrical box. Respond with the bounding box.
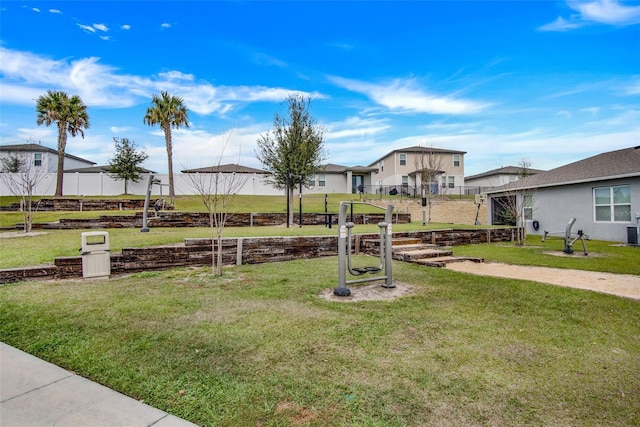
[81,231,111,278]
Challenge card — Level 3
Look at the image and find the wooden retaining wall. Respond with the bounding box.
[0,228,514,284]
[20,212,411,230]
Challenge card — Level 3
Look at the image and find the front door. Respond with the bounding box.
[352,175,364,193]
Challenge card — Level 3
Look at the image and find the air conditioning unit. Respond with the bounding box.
[627,226,640,246]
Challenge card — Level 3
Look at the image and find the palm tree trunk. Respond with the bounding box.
[163,123,175,205]
[55,123,67,197]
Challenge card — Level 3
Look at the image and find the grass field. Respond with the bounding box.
[1,195,638,425]
[1,256,638,426]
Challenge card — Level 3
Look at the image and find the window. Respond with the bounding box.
[317,173,326,187]
[448,176,455,188]
[453,154,460,167]
[594,185,631,222]
[33,153,42,167]
[523,194,533,220]
[399,153,406,166]
[380,160,384,172]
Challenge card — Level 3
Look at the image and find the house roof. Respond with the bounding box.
[466,166,545,181]
[64,165,156,174]
[0,143,96,165]
[181,164,267,174]
[320,164,378,174]
[486,146,640,193]
[368,146,466,167]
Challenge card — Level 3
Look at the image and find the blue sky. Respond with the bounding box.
[0,0,638,176]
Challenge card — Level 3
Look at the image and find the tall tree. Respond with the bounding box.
[256,95,325,224]
[143,91,189,205]
[108,137,149,194]
[36,90,90,197]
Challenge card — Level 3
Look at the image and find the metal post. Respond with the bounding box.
[338,202,349,288]
[286,169,290,228]
[299,178,303,228]
[140,174,154,232]
[383,204,394,288]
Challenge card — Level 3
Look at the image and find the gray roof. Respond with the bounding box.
[368,146,466,167]
[466,166,545,181]
[181,164,267,174]
[0,143,96,165]
[486,146,640,193]
[65,165,156,174]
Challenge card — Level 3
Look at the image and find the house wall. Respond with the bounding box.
[497,177,640,243]
[465,174,517,189]
[0,149,94,174]
[372,151,465,191]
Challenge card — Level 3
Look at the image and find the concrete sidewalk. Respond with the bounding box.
[0,342,198,427]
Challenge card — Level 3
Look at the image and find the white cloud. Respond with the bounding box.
[121,24,131,30]
[328,76,489,115]
[538,16,584,31]
[93,23,109,32]
[77,23,96,33]
[159,70,195,81]
[572,0,640,25]
[0,47,324,113]
[161,23,171,29]
[49,9,62,14]
[540,0,640,31]
[32,8,40,13]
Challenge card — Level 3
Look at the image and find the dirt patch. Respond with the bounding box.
[319,281,414,302]
[446,261,640,300]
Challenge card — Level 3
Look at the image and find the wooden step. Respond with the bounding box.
[393,248,454,262]
[412,256,484,267]
[392,237,423,246]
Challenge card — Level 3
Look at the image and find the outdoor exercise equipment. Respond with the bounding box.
[141,174,162,232]
[542,216,589,255]
[335,202,394,296]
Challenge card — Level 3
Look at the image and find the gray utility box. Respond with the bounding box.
[81,231,111,278]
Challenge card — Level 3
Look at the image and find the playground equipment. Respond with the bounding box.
[335,202,394,296]
[542,217,589,255]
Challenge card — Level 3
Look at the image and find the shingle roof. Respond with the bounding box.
[486,146,640,193]
[466,166,545,181]
[181,164,267,174]
[0,143,96,165]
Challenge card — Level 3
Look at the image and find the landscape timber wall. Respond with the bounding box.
[17,212,411,230]
[0,228,514,284]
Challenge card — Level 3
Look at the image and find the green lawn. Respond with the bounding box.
[1,257,638,426]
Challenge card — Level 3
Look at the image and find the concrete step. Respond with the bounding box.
[391,243,438,251]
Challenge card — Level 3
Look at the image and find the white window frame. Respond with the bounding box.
[399,153,406,166]
[33,153,42,167]
[448,176,455,189]
[317,173,326,187]
[523,193,533,221]
[594,185,631,222]
[453,154,460,167]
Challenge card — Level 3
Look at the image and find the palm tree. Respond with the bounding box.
[143,91,190,204]
[36,90,90,197]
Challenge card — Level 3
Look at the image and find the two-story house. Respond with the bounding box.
[0,143,95,173]
[368,146,466,196]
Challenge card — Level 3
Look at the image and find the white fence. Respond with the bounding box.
[0,172,347,197]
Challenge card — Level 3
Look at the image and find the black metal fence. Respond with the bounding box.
[351,185,493,199]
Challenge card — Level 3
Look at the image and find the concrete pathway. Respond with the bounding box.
[0,342,198,427]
